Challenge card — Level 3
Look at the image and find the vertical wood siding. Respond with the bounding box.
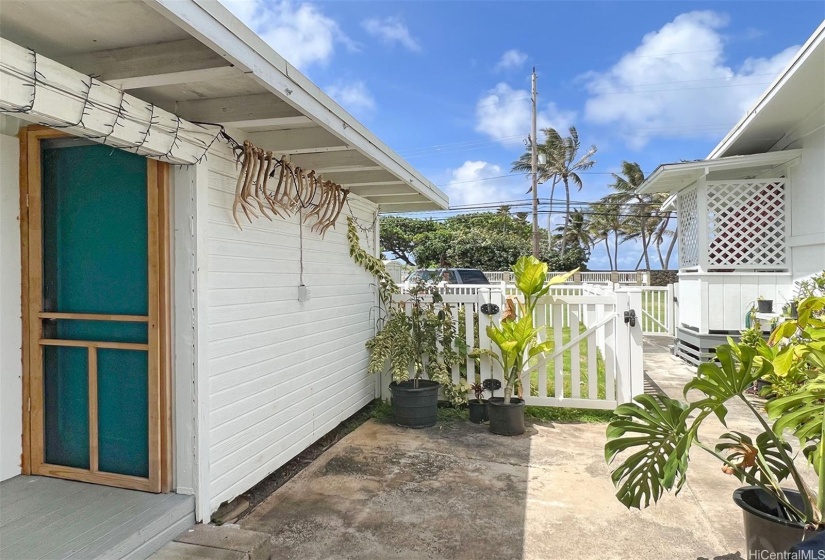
[204,146,379,511]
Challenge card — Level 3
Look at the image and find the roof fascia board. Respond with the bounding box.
[707,20,825,160]
[143,0,448,209]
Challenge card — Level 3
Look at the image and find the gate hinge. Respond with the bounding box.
[624,309,637,327]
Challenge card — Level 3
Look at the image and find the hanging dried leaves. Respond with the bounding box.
[232,140,350,236]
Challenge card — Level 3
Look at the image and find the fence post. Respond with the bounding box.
[666,283,675,336]
[477,286,505,389]
[615,288,645,404]
[673,282,680,336]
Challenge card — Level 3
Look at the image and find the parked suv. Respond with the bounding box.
[403,268,490,288]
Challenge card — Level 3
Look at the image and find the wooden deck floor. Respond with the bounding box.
[0,476,194,560]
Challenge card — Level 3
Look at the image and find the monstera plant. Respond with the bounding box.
[474,256,576,435]
[605,296,825,553]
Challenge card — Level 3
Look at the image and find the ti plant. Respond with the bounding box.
[470,381,486,402]
[472,256,576,401]
[605,296,825,528]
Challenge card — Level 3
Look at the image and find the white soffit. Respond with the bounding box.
[708,21,825,159]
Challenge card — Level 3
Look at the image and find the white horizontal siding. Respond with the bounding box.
[204,145,378,511]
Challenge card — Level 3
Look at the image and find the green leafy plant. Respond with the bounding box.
[347,217,398,305]
[795,272,825,301]
[605,296,825,527]
[739,326,763,348]
[366,278,469,400]
[472,256,576,401]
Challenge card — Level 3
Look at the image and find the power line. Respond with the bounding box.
[396,122,734,161]
[592,81,772,96]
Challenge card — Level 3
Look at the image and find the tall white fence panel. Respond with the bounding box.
[387,286,645,410]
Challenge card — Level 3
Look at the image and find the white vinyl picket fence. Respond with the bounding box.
[428,282,677,337]
[639,285,676,337]
[483,270,649,285]
[386,286,645,410]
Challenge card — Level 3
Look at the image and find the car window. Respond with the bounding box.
[440,270,458,283]
[407,270,441,283]
[457,270,490,284]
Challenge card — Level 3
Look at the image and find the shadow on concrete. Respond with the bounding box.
[241,414,748,559]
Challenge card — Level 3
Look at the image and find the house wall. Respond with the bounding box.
[678,273,792,333]
[201,143,380,514]
[0,116,22,481]
[786,126,825,280]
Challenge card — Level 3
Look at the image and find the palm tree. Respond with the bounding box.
[652,210,678,270]
[589,202,623,270]
[601,161,662,270]
[553,208,591,252]
[513,126,597,256]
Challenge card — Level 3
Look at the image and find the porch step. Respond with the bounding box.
[0,475,195,560]
[150,525,271,560]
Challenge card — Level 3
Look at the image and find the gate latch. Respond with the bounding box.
[624,309,637,327]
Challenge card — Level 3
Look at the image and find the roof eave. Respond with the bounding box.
[707,20,825,160]
[636,149,803,194]
[144,0,448,210]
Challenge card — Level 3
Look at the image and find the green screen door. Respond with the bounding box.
[31,136,162,492]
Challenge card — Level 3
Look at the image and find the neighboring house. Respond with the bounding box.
[0,0,447,543]
[638,21,825,364]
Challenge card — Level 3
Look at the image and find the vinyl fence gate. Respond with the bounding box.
[385,286,646,410]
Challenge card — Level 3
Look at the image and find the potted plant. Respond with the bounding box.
[757,295,773,313]
[366,279,460,428]
[468,382,488,424]
[605,296,825,554]
[473,256,576,436]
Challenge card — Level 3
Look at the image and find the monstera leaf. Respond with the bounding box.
[767,373,825,476]
[605,394,692,509]
[686,343,771,415]
[715,431,793,485]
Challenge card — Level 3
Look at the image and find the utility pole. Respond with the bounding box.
[530,67,539,257]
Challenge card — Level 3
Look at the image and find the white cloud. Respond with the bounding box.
[494,49,528,72]
[583,11,798,149]
[325,81,376,116]
[361,17,421,52]
[475,83,577,147]
[444,160,525,207]
[220,0,356,70]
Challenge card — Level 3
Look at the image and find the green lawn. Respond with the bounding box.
[641,293,668,333]
[527,325,608,400]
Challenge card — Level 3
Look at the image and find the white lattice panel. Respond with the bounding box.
[678,188,699,268]
[706,180,785,268]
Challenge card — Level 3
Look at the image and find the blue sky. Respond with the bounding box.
[221,1,824,269]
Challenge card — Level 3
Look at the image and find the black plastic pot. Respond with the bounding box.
[733,486,822,554]
[389,379,439,428]
[757,299,773,313]
[790,301,799,319]
[487,397,525,436]
[468,399,489,423]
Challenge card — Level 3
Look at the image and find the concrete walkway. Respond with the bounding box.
[238,340,766,560]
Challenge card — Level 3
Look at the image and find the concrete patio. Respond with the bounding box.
[237,340,764,560]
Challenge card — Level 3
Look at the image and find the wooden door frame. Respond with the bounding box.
[19,126,172,492]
